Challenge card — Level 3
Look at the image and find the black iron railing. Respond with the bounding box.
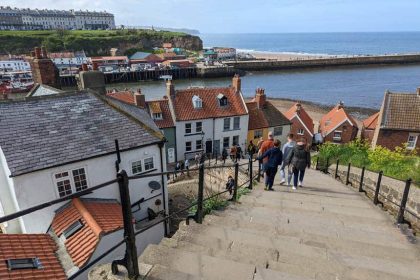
[0,143,258,280]
[315,156,419,227]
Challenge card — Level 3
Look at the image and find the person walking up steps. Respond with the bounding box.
[258,131,275,179]
[286,138,311,190]
[257,139,283,191]
[280,133,295,186]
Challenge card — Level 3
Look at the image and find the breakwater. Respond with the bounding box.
[224,54,420,71]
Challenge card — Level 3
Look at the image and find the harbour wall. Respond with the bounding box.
[224,54,420,71]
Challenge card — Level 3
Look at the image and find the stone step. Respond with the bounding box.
[144,264,201,280]
[203,214,419,262]
[139,244,256,279]
[253,267,312,280]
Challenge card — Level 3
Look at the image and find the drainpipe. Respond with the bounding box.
[7,181,26,233]
[158,141,169,236]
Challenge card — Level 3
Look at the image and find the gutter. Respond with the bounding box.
[158,142,168,236]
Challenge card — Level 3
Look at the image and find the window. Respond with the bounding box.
[217,94,228,106]
[6,258,42,270]
[254,130,263,139]
[407,134,418,150]
[233,117,240,130]
[297,128,304,135]
[63,220,83,239]
[192,95,202,108]
[196,122,202,133]
[131,160,142,174]
[232,136,239,146]
[144,157,154,171]
[185,123,192,134]
[196,140,203,150]
[223,137,230,148]
[153,113,162,120]
[273,127,283,136]
[223,118,230,131]
[72,168,88,192]
[333,131,342,141]
[54,168,88,198]
[186,141,192,151]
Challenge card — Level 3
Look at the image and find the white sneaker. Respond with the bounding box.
[298,181,303,187]
[292,186,297,190]
[280,179,286,185]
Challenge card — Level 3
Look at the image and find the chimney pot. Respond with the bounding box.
[232,74,241,93]
[134,91,146,108]
[255,87,266,109]
[166,80,175,100]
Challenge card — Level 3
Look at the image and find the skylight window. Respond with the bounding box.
[63,219,83,239]
[217,93,228,106]
[192,95,202,108]
[7,258,43,270]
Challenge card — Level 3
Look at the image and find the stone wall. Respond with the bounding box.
[327,164,420,233]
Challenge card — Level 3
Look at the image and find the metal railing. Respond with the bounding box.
[0,143,258,280]
[315,156,420,227]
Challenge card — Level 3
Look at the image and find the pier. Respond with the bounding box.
[225,54,420,71]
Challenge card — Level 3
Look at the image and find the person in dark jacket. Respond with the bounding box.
[286,138,311,190]
[257,139,283,191]
[222,148,228,164]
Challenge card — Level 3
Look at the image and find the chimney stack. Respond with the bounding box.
[81,63,88,72]
[34,47,41,59]
[166,80,175,100]
[92,62,98,71]
[134,89,146,108]
[232,74,241,93]
[417,87,420,96]
[337,101,344,110]
[41,46,47,58]
[255,88,266,109]
[29,47,60,89]
[296,102,302,113]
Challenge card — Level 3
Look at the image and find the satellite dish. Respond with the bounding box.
[149,181,161,191]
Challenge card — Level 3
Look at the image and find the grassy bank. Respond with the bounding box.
[316,139,420,184]
[0,29,202,55]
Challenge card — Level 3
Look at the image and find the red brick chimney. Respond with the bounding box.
[296,102,302,114]
[232,74,241,93]
[417,87,420,97]
[337,101,344,110]
[29,47,61,89]
[255,88,266,109]
[166,80,175,100]
[134,89,146,108]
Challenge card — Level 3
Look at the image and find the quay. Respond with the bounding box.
[225,53,420,71]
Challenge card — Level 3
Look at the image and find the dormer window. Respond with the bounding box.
[217,93,228,107]
[153,113,162,120]
[192,95,202,109]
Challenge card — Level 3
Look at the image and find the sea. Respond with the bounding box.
[110,32,420,109]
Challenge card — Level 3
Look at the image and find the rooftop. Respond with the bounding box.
[380,92,420,131]
[0,234,66,280]
[363,112,379,130]
[319,103,358,136]
[0,91,162,177]
[284,103,314,135]
[246,100,290,130]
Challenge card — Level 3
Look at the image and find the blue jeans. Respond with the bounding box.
[280,163,293,185]
[293,168,305,187]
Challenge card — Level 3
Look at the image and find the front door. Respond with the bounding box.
[205,140,212,154]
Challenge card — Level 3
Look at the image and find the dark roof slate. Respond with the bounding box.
[0,92,161,177]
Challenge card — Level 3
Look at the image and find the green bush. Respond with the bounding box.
[318,139,420,184]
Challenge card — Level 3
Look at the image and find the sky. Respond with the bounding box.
[2,0,420,33]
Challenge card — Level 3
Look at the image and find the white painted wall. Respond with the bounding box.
[6,143,167,234]
[214,115,249,153]
[0,60,31,71]
[175,119,213,160]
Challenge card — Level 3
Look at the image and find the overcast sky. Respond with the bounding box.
[2,0,420,33]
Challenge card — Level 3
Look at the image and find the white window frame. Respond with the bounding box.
[223,137,230,148]
[273,126,283,136]
[196,122,202,133]
[53,167,89,198]
[297,128,304,135]
[196,140,203,150]
[223,118,230,131]
[233,117,240,130]
[144,157,155,171]
[407,134,418,150]
[186,141,192,152]
[254,130,263,139]
[333,131,342,141]
[153,112,163,120]
[185,123,192,134]
[232,136,239,146]
[131,160,143,175]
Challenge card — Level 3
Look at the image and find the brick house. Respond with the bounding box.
[284,102,314,144]
[361,112,379,144]
[246,88,291,145]
[371,89,420,151]
[319,102,358,144]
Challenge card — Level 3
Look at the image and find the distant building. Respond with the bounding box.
[202,49,217,61]
[371,89,420,151]
[129,52,164,66]
[284,102,314,144]
[246,88,291,145]
[162,59,193,68]
[49,51,88,71]
[319,102,358,144]
[361,112,379,144]
[90,56,129,69]
[0,59,31,72]
[167,75,249,159]
[157,52,186,61]
[214,47,236,60]
[0,6,115,30]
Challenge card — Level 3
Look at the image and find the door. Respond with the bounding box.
[167,148,175,163]
[213,140,220,156]
[205,140,212,154]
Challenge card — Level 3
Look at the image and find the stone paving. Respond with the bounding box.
[90,168,420,280]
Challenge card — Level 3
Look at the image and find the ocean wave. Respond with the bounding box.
[236,49,340,57]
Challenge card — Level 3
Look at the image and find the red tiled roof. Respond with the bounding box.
[51,199,123,268]
[173,87,247,121]
[319,105,357,136]
[107,91,135,104]
[246,102,269,130]
[0,234,66,280]
[146,99,175,128]
[363,112,379,130]
[284,103,314,135]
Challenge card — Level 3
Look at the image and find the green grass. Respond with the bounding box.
[0,29,198,55]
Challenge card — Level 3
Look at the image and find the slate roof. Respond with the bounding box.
[362,112,379,130]
[0,234,66,280]
[380,92,420,131]
[0,91,162,177]
[173,87,248,121]
[319,104,358,136]
[246,100,291,130]
[284,103,314,135]
[51,198,123,268]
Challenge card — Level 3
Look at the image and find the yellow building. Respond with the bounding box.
[246,88,291,146]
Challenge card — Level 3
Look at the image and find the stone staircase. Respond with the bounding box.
[90,168,420,280]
